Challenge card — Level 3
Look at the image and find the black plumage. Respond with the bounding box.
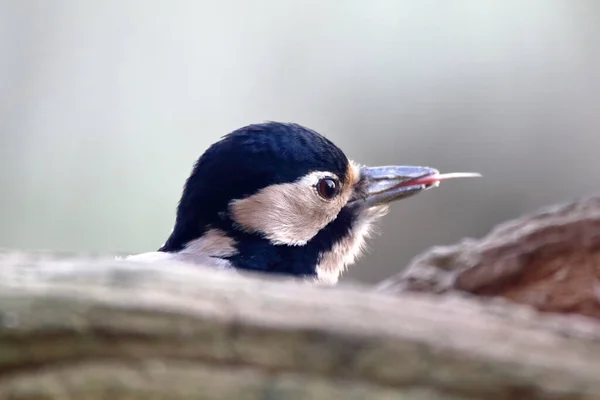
[160,122,355,276]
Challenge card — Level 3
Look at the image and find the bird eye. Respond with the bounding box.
[316,178,339,200]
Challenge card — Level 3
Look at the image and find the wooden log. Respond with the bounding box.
[1,250,600,399]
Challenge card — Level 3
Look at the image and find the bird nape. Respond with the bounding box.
[128,122,480,284]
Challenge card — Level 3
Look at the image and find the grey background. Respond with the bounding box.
[1,1,599,284]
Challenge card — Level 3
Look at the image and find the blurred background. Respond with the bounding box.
[1,1,599,284]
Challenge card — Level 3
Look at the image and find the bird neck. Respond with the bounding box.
[160,223,326,277]
[158,205,387,283]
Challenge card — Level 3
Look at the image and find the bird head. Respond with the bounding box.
[158,122,478,283]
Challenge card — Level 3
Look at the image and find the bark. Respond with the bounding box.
[1,246,600,399]
[377,195,600,319]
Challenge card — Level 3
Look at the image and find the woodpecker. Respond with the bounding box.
[128,122,479,283]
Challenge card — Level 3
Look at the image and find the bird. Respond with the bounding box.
[127,122,479,284]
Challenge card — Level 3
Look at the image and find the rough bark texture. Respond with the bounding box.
[1,248,600,399]
[377,195,600,320]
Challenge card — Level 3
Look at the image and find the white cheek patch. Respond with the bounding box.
[181,228,238,257]
[229,171,351,246]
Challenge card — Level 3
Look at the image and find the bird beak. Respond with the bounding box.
[352,165,481,209]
